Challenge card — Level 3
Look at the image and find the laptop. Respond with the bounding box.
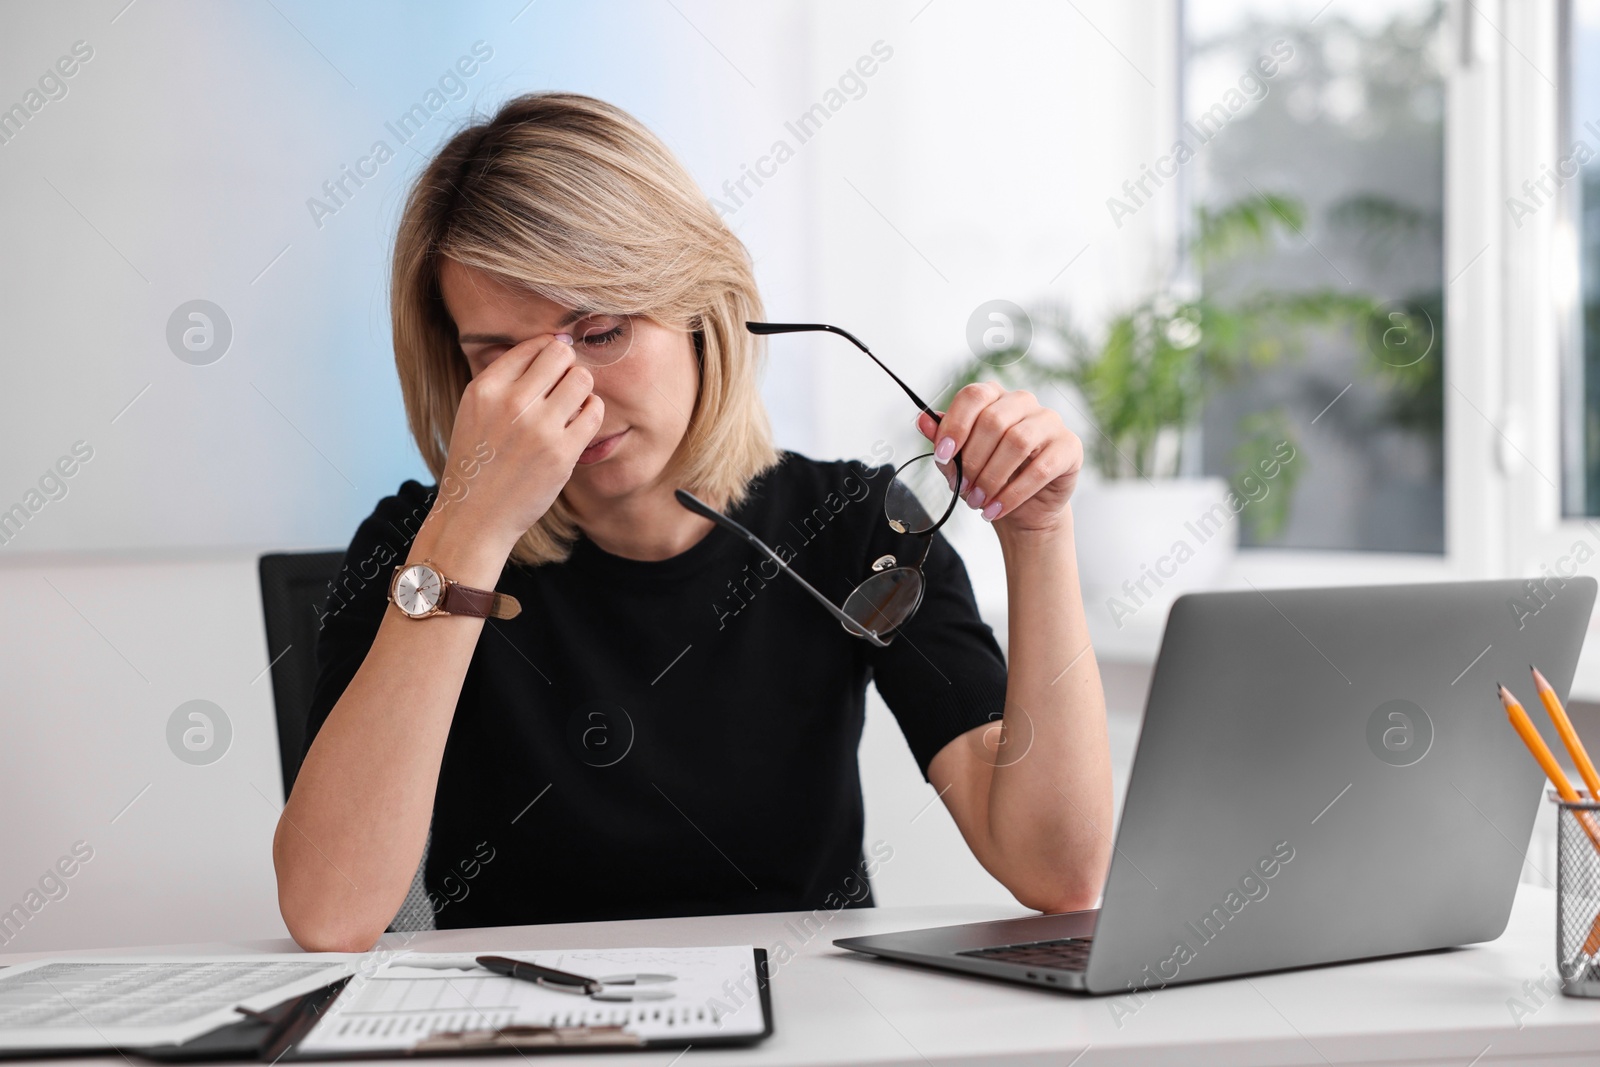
[836,578,1597,995]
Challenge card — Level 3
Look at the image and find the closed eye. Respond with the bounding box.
[574,316,629,348]
[579,325,624,347]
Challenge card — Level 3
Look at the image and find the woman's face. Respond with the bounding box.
[439,260,700,507]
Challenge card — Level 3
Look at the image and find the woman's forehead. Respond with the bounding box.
[439,260,584,337]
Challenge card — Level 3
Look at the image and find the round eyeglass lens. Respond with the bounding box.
[885,453,957,535]
[842,566,925,638]
[568,314,636,367]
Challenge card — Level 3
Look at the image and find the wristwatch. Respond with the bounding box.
[388,559,521,620]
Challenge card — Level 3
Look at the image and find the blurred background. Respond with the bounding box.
[0,0,1592,950]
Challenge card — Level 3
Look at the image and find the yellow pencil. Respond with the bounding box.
[1499,683,1600,956]
[1531,666,1600,801]
[1501,684,1585,803]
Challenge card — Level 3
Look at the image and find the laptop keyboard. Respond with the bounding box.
[957,935,1093,972]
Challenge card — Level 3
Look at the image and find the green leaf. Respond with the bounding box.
[1229,409,1304,542]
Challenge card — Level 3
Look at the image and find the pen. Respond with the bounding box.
[476,955,601,995]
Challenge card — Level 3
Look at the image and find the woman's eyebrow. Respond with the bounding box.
[457,309,592,346]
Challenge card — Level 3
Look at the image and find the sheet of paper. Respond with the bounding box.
[296,947,766,1052]
[0,955,353,1050]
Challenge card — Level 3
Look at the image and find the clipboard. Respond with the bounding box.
[1,949,772,1061]
[264,949,773,1060]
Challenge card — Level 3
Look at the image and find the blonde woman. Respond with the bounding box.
[275,92,1112,951]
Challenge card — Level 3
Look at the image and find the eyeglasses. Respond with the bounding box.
[673,321,961,647]
[564,313,636,367]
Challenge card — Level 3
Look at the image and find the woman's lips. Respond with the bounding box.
[577,428,627,465]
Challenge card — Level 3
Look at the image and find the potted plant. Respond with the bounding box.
[944,195,1381,628]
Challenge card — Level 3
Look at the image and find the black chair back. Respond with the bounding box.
[257,549,436,932]
[257,551,345,797]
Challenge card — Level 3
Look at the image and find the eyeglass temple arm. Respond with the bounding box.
[746,321,965,506]
[746,321,939,420]
[673,489,890,647]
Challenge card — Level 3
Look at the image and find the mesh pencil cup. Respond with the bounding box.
[1553,793,1600,996]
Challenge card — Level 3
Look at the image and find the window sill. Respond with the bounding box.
[1089,547,1461,665]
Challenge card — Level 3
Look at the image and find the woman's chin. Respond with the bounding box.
[569,452,659,499]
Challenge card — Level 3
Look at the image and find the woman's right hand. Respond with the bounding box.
[435,333,604,549]
[280,335,599,951]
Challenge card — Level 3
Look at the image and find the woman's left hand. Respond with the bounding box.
[915,383,1083,535]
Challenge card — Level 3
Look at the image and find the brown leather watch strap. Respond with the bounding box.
[439,580,522,620]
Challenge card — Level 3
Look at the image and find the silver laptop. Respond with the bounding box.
[836,578,1597,994]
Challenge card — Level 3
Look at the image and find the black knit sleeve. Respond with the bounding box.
[858,467,1009,779]
[301,480,437,762]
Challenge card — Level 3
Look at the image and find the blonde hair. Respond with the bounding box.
[391,91,778,567]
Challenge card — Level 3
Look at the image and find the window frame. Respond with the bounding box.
[1174,0,1466,590]
[1509,0,1600,695]
[1286,0,1600,694]
[1105,0,1600,687]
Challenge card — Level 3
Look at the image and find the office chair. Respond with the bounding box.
[258,551,435,933]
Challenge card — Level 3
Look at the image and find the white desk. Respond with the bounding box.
[10,880,1600,1066]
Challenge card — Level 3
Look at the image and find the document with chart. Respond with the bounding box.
[291,947,771,1054]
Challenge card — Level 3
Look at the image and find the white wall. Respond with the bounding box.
[0,0,1171,950]
[0,0,820,554]
[0,552,287,951]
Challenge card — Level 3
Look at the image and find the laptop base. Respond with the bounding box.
[835,909,1098,993]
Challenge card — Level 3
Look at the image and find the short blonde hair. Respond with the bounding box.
[391,92,778,567]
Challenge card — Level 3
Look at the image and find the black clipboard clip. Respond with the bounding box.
[133,978,350,1063]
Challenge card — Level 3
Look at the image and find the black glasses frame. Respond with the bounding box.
[746,321,962,536]
[672,321,960,647]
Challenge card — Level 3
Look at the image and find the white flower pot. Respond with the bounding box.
[1071,477,1237,632]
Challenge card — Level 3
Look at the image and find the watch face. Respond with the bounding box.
[394,563,443,617]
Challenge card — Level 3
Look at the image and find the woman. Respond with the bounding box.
[275,92,1111,951]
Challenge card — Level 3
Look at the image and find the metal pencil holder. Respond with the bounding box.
[1553,793,1600,997]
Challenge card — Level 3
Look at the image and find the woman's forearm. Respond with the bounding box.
[985,508,1113,911]
[272,508,511,951]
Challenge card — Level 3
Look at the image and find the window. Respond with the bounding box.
[1184,0,1448,552]
[1566,0,1600,514]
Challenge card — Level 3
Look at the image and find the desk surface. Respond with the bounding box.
[9,881,1600,1067]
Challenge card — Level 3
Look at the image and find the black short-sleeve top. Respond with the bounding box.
[303,451,1008,927]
